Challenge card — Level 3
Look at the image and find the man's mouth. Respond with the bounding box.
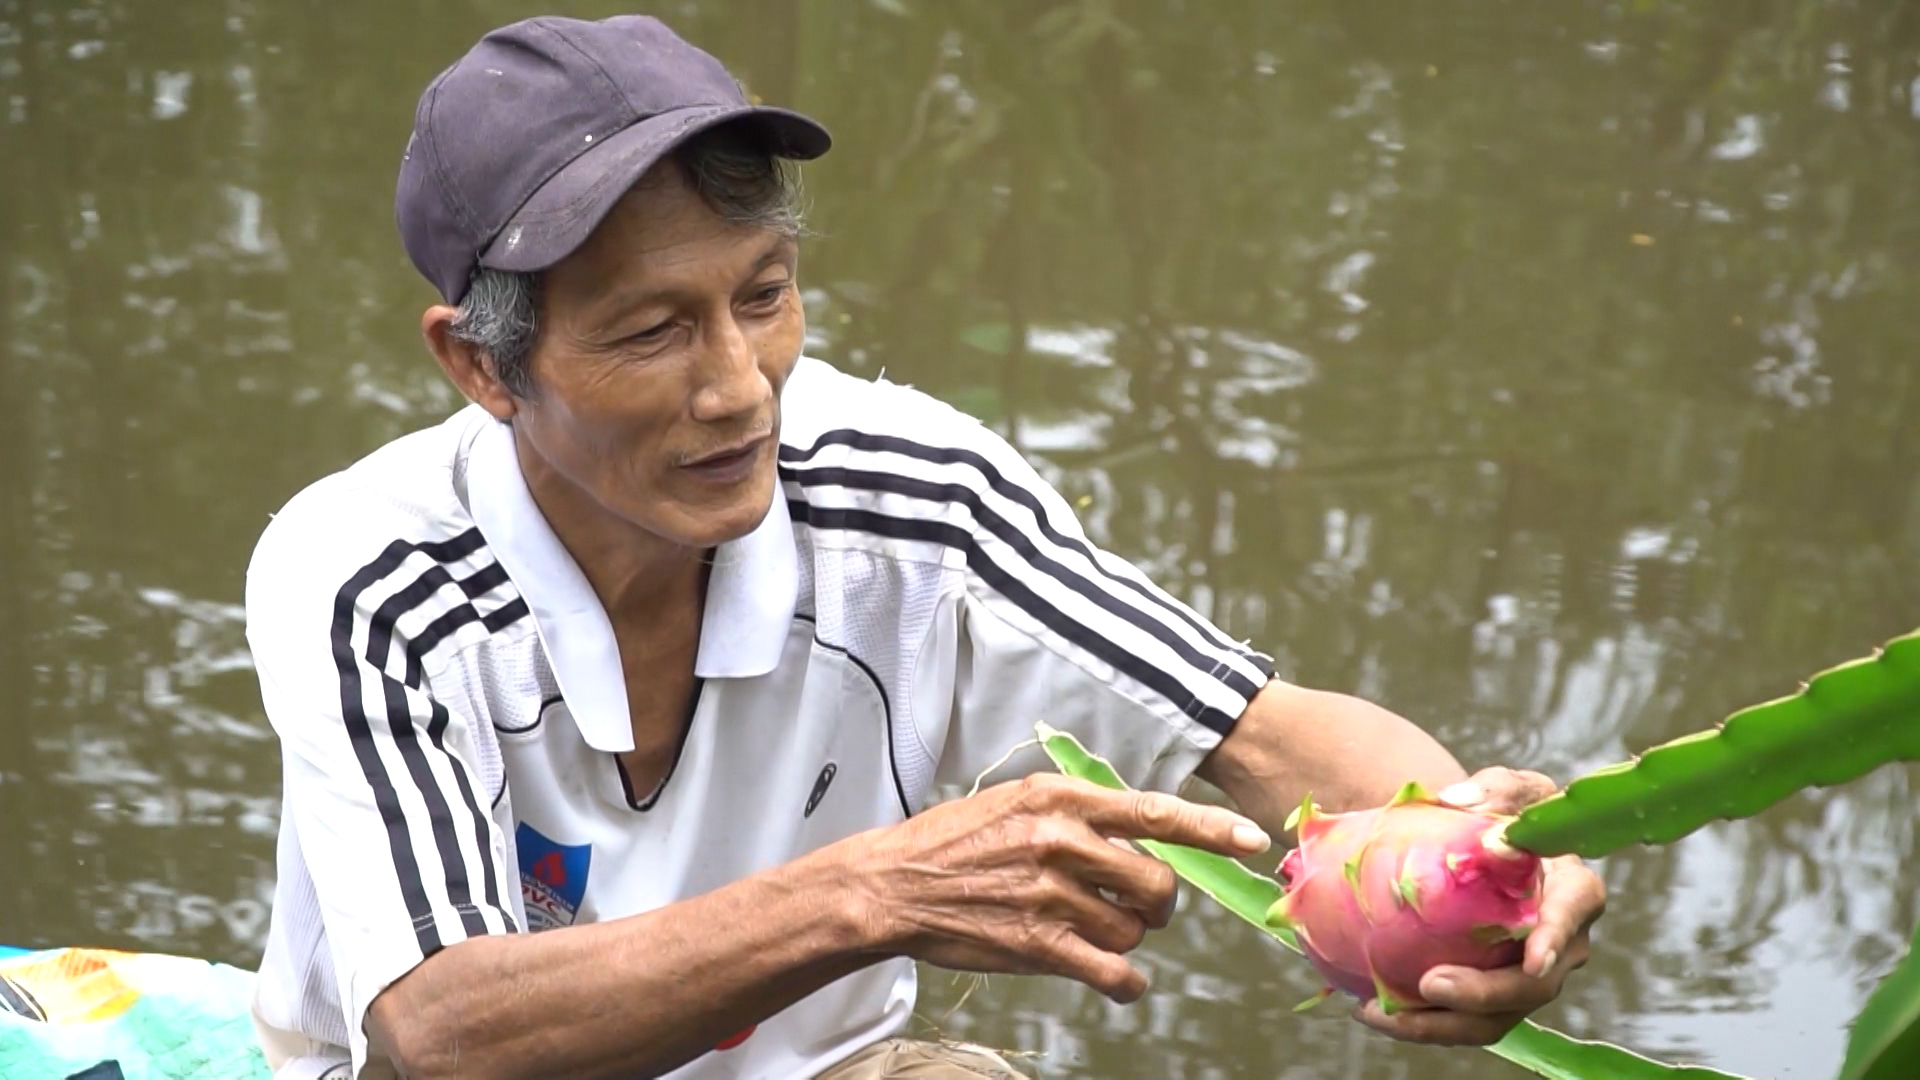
[680,433,770,482]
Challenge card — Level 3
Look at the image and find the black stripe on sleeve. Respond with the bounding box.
[780,461,1268,705]
[783,499,1253,736]
[377,674,490,940]
[780,430,1268,672]
[364,562,511,674]
[404,594,529,688]
[428,698,518,934]
[331,529,523,957]
[331,541,442,957]
[362,555,516,942]
[408,597,528,936]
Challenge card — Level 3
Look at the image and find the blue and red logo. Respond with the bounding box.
[516,822,591,932]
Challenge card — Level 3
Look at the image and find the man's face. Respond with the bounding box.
[508,160,804,550]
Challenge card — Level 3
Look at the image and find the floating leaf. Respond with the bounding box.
[1506,628,1920,859]
[959,321,1014,355]
[1838,917,1920,1080]
[1034,723,1752,1080]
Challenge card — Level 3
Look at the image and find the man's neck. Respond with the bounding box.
[514,436,709,632]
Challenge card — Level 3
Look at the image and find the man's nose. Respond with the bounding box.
[690,312,771,423]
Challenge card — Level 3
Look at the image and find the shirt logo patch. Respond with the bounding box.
[516,822,590,932]
[804,761,837,818]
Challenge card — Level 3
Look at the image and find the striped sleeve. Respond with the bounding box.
[246,510,525,1070]
[780,398,1275,796]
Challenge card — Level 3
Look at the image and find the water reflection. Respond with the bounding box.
[3,1,1919,1077]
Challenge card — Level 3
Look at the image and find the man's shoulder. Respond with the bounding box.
[779,355,1070,540]
[245,405,492,612]
[781,356,1001,455]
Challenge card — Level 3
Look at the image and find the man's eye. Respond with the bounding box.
[750,283,788,307]
[625,320,672,344]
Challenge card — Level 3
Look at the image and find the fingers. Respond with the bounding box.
[1522,855,1606,977]
[1417,950,1575,1018]
[1026,849,1155,1000]
[1356,893,1594,1047]
[1351,998,1527,1047]
[1028,922,1149,1003]
[1106,836,1179,927]
[1041,868,1151,954]
[1030,776,1269,857]
[1438,767,1560,816]
[1365,939,1585,1045]
[1049,834,1179,929]
[1020,820,1175,932]
[1435,769,1606,979]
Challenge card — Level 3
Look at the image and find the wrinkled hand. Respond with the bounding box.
[846,773,1271,1004]
[1353,767,1607,1046]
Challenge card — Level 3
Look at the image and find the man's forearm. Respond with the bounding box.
[368,845,883,1080]
[1196,680,1470,842]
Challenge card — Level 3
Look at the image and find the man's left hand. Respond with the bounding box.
[1351,767,1607,1046]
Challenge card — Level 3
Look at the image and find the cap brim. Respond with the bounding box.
[479,104,830,274]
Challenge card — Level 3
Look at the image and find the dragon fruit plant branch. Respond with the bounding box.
[1504,627,1920,861]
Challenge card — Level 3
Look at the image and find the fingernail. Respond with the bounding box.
[1426,973,1459,997]
[1231,823,1271,852]
[1536,949,1558,977]
[1438,782,1483,807]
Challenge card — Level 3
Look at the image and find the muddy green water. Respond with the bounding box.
[4,2,1919,1077]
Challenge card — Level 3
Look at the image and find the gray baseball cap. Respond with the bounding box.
[395,15,831,304]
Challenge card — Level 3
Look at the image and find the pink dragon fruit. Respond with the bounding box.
[1264,781,1544,1015]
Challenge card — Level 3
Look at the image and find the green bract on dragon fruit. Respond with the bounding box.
[1264,782,1545,1015]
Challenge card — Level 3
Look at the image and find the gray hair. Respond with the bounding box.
[448,124,807,399]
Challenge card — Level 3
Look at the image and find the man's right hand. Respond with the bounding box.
[840,773,1272,1003]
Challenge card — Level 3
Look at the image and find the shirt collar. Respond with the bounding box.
[465,415,799,753]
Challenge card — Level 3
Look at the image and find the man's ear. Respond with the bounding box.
[423,305,519,422]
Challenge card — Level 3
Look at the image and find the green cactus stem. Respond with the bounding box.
[1837,915,1920,1080]
[1506,628,1920,860]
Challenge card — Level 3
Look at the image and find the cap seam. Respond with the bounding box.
[420,76,479,237]
[544,20,635,117]
[496,23,639,225]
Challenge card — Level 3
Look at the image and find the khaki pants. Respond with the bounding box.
[816,1037,1028,1079]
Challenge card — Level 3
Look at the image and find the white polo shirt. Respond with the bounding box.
[243,355,1274,1080]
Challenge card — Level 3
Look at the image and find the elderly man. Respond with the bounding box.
[242,14,1604,1080]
